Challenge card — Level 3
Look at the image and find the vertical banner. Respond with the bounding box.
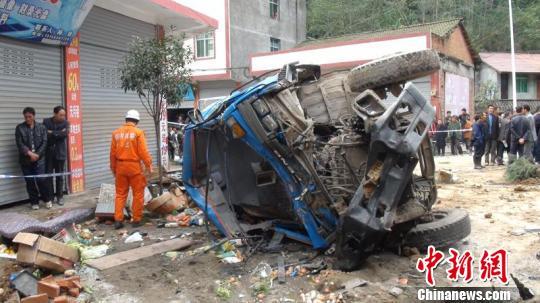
[65,33,84,193]
[159,101,169,169]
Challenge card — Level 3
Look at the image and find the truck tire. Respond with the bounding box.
[403,208,470,251]
[347,50,440,92]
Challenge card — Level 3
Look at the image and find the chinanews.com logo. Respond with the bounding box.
[415,246,515,302]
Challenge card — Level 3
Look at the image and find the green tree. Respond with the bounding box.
[306,0,540,52]
[120,35,192,189]
[474,80,499,111]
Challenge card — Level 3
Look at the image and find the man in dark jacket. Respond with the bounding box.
[472,114,486,169]
[508,106,530,164]
[459,108,470,127]
[15,107,52,210]
[434,119,447,156]
[43,106,69,205]
[484,104,500,165]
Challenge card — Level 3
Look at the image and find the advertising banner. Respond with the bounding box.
[0,0,94,45]
[65,33,84,193]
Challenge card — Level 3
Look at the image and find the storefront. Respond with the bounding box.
[0,1,217,205]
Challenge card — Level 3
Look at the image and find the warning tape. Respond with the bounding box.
[429,128,472,134]
[0,171,72,179]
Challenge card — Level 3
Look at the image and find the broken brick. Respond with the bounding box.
[68,287,80,298]
[53,295,76,303]
[37,281,60,298]
[20,294,48,303]
[56,276,81,290]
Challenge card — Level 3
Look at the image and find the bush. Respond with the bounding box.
[506,158,538,182]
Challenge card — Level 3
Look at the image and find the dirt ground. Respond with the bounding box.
[1,154,539,302]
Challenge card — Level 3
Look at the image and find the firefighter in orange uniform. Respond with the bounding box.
[110,110,153,229]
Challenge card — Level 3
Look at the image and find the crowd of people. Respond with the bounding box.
[430,105,540,169]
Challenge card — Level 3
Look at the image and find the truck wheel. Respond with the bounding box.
[403,208,471,251]
[347,50,440,92]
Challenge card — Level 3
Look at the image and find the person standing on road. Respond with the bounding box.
[435,119,447,156]
[448,116,463,155]
[496,111,511,165]
[484,105,500,166]
[43,106,69,206]
[462,118,473,152]
[534,111,540,164]
[459,108,470,127]
[15,107,53,210]
[472,114,486,169]
[110,110,153,229]
[508,106,530,164]
[523,105,537,161]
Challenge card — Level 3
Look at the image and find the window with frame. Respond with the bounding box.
[516,75,528,93]
[195,32,215,59]
[270,37,281,52]
[270,0,279,19]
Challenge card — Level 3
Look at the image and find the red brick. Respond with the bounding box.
[37,281,60,298]
[68,287,80,298]
[20,293,48,303]
[56,276,81,290]
[53,296,76,303]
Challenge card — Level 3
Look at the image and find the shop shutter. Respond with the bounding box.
[0,37,62,205]
[80,7,157,189]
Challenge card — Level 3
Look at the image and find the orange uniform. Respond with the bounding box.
[110,122,152,223]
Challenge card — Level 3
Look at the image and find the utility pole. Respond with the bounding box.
[508,0,517,110]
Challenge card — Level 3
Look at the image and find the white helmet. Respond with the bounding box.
[125,109,140,121]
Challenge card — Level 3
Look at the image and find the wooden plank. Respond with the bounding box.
[85,239,192,270]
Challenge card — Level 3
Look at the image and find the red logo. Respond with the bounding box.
[416,247,509,286]
[416,246,445,286]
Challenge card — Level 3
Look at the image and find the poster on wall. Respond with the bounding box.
[0,0,94,45]
[444,73,470,116]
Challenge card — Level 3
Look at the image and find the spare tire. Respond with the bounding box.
[403,208,471,251]
[347,49,440,92]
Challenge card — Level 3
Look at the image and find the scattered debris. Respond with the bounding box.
[510,229,526,236]
[437,169,457,184]
[124,232,143,243]
[402,246,420,258]
[11,270,38,297]
[511,274,534,300]
[13,233,80,273]
[514,185,527,192]
[0,244,16,259]
[20,293,48,303]
[215,280,233,300]
[484,213,492,219]
[389,286,403,297]
[340,278,367,291]
[524,226,540,233]
[86,238,192,270]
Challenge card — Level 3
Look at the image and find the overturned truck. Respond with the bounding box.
[182,50,471,270]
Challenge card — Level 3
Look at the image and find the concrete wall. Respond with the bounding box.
[229,0,306,82]
[198,80,237,99]
[478,63,500,85]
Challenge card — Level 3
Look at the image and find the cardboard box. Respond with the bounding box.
[13,233,79,273]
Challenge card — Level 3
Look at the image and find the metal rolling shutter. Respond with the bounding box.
[0,37,62,205]
[382,76,432,108]
[80,7,157,189]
